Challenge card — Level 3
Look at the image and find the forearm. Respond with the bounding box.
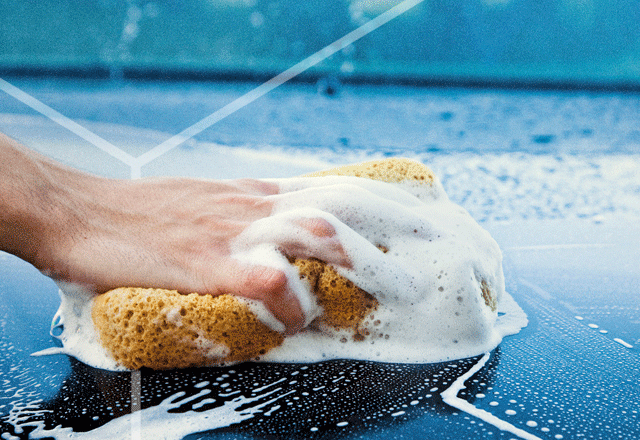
[0,133,103,272]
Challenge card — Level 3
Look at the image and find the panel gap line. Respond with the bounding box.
[130,370,142,440]
[134,0,426,168]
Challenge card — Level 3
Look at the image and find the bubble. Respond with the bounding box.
[250,11,264,27]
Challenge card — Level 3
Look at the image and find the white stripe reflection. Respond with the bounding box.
[2,0,425,180]
[0,78,136,166]
[134,0,426,169]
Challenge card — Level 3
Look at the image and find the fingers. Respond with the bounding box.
[288,217,352,268]
[260,179,445,305]
[201,260,306,335]
[202,195,273,222]
[171,177,279,197]
[240,265,306,335]
[189,176,437,336]
[233,208,353,270]
[295,216,336,238]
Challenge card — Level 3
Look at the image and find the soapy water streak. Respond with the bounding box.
[441,353,542,440]
[2,354,546,440]
[8,381,294,440]
[0,0,426,179]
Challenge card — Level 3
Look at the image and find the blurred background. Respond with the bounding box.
[2,0,640,89]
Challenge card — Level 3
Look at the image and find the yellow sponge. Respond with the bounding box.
[92,289,284,370]
[303,157,435,184]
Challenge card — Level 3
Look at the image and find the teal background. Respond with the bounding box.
[2,0,640,87]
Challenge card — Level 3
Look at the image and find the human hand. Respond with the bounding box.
[43,176,351,334]
[1,133,354,334]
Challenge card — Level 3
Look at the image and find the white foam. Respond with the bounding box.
[33,282,127,371]
[237,174,527,364]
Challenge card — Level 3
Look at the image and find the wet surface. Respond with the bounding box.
[1,80,639,439]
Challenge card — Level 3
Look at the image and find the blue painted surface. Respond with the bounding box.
[2,0,640,87]
[0,79,639,439]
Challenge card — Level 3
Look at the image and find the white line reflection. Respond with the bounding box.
[2,0,425,179]
[130,370,142,440]
[133,0,426,170]
[0,78,136,166]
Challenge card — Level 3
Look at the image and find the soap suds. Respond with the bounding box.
[34,282,127,371]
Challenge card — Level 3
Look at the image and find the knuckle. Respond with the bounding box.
[246,266,288,295]
[298,217,336,238]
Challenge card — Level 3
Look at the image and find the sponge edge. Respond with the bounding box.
[91,158,491,370]
[302,157,435,184]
